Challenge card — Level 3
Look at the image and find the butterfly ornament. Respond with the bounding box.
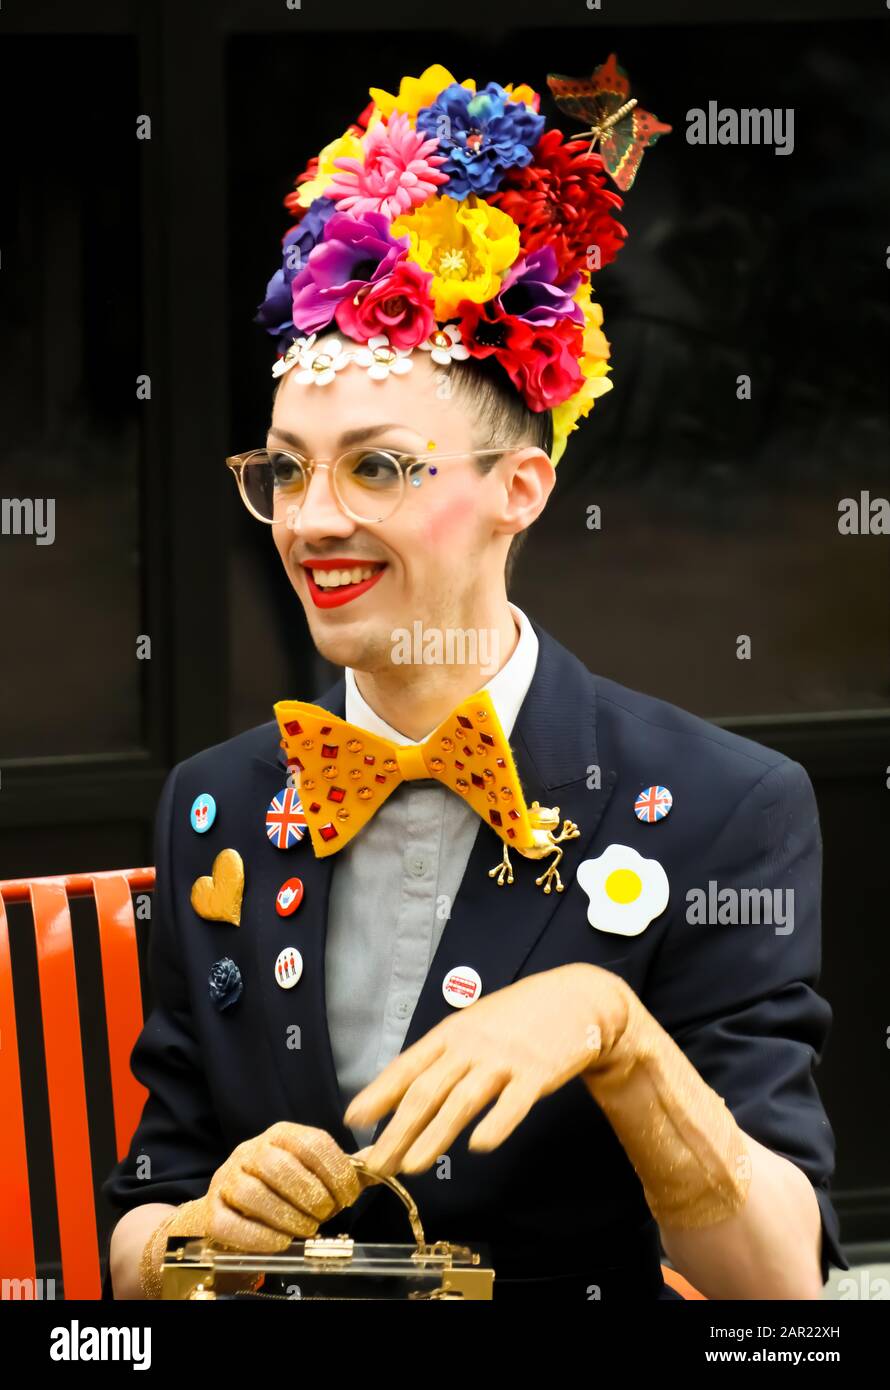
[547,53,671,190]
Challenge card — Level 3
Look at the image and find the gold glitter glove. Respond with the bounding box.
[582,976,752,1229]
[138,1123,368,1298]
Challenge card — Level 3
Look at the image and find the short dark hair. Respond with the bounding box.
[450,355,552,589]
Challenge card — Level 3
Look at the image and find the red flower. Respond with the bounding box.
[352,100,375,134]
[334,259,436,349]
[503,319,585,411]
[458,300,584,411]
[456,298,536,364]
[284,158,319,220]
[487,129,627,279]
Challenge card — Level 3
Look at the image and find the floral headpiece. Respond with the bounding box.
[255,63,631,465]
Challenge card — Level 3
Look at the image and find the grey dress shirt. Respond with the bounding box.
[324,603,540,1147]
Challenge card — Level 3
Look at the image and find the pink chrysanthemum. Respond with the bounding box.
[322,111,449,219]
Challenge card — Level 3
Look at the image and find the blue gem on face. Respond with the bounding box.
[411,463,437,489]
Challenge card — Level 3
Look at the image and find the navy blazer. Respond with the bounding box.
[103,618,846,1300]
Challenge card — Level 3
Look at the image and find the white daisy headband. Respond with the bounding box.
[272,325,469,385]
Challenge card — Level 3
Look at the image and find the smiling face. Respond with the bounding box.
[268,333,553,675]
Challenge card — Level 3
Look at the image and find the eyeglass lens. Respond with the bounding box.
[241,448,425,524]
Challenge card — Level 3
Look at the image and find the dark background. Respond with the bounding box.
[0,0,887,1282]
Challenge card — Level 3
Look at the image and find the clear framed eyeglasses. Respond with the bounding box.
[225,445,510,525]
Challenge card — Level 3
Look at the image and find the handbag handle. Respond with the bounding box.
[347,1157,469,1264]
[348,1155,429,1250]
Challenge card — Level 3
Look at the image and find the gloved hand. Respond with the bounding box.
[139,1123,372,1298]
[346,963,751,1231]
[580,973,753,1230]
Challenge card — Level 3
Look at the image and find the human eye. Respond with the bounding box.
[267,450,303,487]
[344,449,404,489]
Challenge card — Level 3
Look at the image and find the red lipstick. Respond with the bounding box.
[300,559,387,609]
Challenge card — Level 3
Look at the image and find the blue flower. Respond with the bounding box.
[209,957,243,1012]
[254,197,337,349]
[415,83,545,199]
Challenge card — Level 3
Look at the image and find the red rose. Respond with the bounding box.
[333,259,436,349]
[501,319,585,411]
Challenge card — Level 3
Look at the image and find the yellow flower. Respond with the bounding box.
[503,82,539,110]
[575,279,611,363]
[552,371,614,462]
[550,281,613,465]
[369,64,475,123]
[296,130,365,208]
[391,196,520,319]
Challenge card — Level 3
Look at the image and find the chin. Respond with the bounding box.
[307,618,381,673]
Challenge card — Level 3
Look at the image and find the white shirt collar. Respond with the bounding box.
[343,602,539,745]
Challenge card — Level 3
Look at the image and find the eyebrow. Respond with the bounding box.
[267,423,414,451]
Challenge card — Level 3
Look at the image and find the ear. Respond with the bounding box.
[494,446,555,539]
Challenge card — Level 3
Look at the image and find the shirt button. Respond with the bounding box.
[394,1000,410,1019]
[408,855,426,878]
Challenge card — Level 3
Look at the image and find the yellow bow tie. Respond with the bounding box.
[273,690,537,861]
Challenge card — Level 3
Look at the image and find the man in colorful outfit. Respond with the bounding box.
[104,63,844,1301]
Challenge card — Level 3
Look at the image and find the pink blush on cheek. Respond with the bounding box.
[419,496,475,546]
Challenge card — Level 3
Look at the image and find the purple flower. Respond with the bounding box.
[254,198,338,346]
[290,210,411,336]
[209,957,243,1012]
[498,246,584,327]
[416,83,545,198]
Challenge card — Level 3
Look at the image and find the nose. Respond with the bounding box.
[289,461,355,541]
